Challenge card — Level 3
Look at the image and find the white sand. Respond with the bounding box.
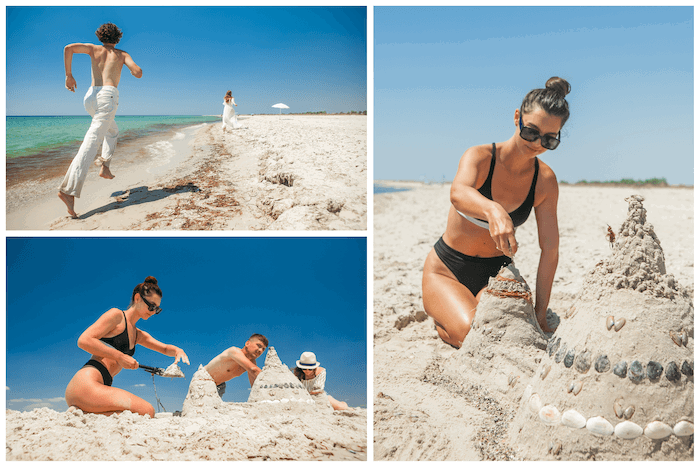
[373,182,693,461]
[6,347,366,461]
[7,115,366,230]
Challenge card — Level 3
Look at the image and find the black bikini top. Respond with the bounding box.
[461,142,539,229]
[100,310,135,357]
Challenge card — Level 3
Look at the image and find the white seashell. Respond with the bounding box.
[644,421,673,439]
[572,380,583,396]
[561,409,587,429]
[539,405,562,426]
[613,401,623,419]
[529,394,543,414]
[540,365,551,380]
[281,398,289,403]
[673,420,694,437]
[586,416,614,436]
[606,316,615,331]
[614,318,626,332]
[614,420,643,439]
[523,385,533,404]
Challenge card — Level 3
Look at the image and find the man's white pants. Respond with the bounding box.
[58,86,119,198]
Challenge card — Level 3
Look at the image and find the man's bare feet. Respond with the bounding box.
[99,165,115,179]
[58,192,78,218]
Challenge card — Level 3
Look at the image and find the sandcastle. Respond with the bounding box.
[248,347,330,409]
[433,195,693,460]
[508,195,693,460]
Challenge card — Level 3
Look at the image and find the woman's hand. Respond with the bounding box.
[487,204,518,256]
[174,347,190,365]
[117,354,139,370]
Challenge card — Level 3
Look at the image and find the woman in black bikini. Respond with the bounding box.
[65,276,189,416]
[422,77,570,348]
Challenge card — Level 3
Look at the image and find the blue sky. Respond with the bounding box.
[6,237,367,412]
[375,6,693,185]
[6,6,367,116]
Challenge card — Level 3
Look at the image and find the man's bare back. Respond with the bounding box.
[64,43,142,92]
[204,337,267,387]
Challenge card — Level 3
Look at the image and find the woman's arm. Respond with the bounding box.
[450,146,518,255]
[533,164,560,333]
[135,329,190,364]
[77,308,138,369]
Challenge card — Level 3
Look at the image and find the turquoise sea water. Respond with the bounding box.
[6,115,220,186]
[374,183,411,194]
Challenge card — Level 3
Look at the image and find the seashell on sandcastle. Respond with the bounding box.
[509,195,693,460]
[248,347,330,408]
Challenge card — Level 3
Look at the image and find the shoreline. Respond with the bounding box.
[7,115,367,230]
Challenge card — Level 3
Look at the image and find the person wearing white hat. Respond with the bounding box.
[293,352,349,410]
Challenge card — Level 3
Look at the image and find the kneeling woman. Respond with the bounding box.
[422,77,569,349]
[293,352,349,411]
[65,276,189,417]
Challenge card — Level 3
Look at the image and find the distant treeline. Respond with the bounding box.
[298,110,367,115]
[255,110,367,115]
[560,178,670,186]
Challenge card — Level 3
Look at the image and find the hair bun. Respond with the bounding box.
[144,276,158,285]
[545,77,571,98]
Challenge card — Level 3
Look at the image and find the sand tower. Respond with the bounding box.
[437,263,548,393]
[248,347,330,408]
[508,195,694,460]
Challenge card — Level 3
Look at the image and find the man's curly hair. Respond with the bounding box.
[95,23,122,45]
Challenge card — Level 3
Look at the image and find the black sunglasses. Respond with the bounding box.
[140,292,162,314]
[519,115,560,150]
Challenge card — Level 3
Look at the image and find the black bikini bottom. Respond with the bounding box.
[433,236,512,296]
[83,359,113,387]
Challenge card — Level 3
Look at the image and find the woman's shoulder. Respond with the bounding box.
[536,158,558,186]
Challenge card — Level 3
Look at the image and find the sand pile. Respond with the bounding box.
[180,365,224,417]
[162,362,185,378]
[507,195,694,460]
[248,347,324,407]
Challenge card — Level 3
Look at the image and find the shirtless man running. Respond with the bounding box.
[58,22,142,218]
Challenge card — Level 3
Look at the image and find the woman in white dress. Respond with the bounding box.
[222,90,242,131]
[293,352,350,410]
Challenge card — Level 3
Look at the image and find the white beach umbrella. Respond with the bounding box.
[272,103,289,117]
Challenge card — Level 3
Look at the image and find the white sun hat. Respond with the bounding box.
[296,351,320,369]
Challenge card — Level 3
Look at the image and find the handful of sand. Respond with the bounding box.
[162,362,185,378]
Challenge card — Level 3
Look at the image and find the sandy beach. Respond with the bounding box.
[7,115,366,230]
[6,348,367,461]
[373,182,693,461]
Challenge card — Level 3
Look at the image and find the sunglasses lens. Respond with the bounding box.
[541,136,560,150]
[520,127,539,142]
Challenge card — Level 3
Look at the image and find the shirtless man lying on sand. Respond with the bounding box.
[58,22,142,218]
